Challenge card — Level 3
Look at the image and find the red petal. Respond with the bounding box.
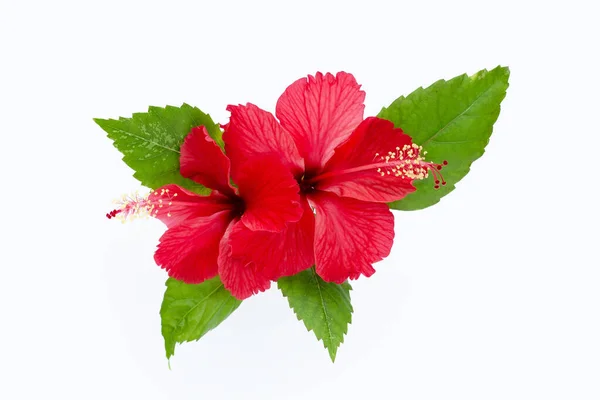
[276,72,365,172]
[228,199,315,280]
[223,103,304,180]
[154,210,233,284]
[308,191,395,283]
[180,126,235,197]
[316,117,416,202]
[218,221,271,300]
[149,184,233,228]
[236,156,303,232]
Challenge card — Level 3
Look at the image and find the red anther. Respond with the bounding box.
[106,209,121,220]
[443,160,448,166]
[442,182,447,186]
[436,165,442,170]
[435,180,440,184]
[434,185,440,189]
[106,191,155,222]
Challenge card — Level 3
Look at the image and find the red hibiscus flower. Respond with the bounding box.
[223,72,446,284]
[108,126,303,299]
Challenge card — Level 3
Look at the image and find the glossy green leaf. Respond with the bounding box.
[278,267,353,362]
[160,277,242,360]
[94,104,222,194]
[378,66,510,210]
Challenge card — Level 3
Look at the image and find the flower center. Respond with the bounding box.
[306,144,448,189]
[299,177,316,194]
[231,196,246,217]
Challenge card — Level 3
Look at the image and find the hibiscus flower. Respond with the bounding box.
[223,72,446,284]
[107,125,303,299]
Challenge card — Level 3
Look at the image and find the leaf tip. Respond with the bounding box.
[328,347,338,363]
[164,338,176,361]
[93,117,107,127]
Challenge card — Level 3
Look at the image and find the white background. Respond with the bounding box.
[1,0,599,398]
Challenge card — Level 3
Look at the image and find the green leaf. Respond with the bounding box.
[378,66,510,211]
[94,104,223,194]
[278,267,353,362]
[160,277,242,360]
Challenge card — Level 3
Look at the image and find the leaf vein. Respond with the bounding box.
[114,128,181,154]
[312,268,334,347]
[171,284,224,339]
[421,82,497,147]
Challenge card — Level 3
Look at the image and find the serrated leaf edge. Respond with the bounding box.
[279,268,353,362]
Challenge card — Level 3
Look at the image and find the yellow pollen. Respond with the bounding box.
[371,143,442,183]
[110,187,181,223]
